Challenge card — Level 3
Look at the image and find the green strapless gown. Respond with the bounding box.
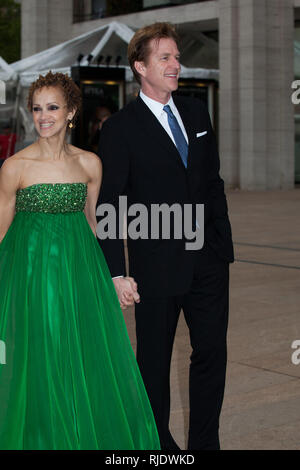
[0,182,160,450]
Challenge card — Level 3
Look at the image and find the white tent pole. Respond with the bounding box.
[113,22,134,44]
[82,23,114,65]
[11,23,111,73]
[6,77,21,157]
[0,57,12,73]
[0,56,16,78]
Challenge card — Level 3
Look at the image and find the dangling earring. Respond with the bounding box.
[68,121,73,129]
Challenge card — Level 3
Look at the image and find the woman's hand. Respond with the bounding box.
[113,276,140,309]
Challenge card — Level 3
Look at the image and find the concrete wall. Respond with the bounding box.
[219,0,294,189]
[21,0,73,58]
[71,1,218,37]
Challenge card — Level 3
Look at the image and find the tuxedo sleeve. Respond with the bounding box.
[96,116,130,277]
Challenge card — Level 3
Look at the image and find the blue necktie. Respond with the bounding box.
[164,105,199,230]
[163,105,188,168]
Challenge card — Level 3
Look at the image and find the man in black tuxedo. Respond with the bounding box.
[97,23,234,450]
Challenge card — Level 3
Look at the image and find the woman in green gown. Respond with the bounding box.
[0,71,160,450]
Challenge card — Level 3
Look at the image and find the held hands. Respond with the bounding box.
[113,276,140,310]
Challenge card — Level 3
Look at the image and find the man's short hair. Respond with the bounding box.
[128,22,179,84]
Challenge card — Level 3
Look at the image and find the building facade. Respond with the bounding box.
[19,0,298,189]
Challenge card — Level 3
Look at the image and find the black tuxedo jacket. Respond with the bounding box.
[97,95,234,297]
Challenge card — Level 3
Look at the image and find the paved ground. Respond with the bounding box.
[123,189,300,450]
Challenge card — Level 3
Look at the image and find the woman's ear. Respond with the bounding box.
[67,108,76,122]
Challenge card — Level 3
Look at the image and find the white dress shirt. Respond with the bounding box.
[139,91,189,145]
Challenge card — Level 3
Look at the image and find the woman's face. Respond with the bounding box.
[32,86,75,138]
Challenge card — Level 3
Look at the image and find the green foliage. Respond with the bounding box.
[0,0,20,64]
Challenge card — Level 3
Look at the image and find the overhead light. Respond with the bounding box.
[87,54,93,64]
[116,55,122,67]
[97,55,104,66]
[105,55,112,67]
[77,53,84,65]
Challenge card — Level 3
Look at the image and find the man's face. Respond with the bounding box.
[136,37,181,102]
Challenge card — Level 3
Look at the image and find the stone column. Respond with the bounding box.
[21,0,73,58]
[219,0,294,189]
[47,0,73,49]
[219,0,240,187]
[238,0,268,190]
[21,0,49,58]
[265,0,294,189]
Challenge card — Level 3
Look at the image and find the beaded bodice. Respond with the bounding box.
[15,183,87,213]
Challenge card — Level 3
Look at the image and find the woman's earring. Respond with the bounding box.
[68,121,73,129]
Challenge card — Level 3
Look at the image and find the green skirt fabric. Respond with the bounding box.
[0,209,160,450]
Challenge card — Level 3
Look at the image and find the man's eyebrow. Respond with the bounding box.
[159,52,181,56]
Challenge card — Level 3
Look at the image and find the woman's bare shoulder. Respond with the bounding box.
[69,145,102,173]
[69,145,100,161]
[0,156,24,189]
[9,143,39,162]
[0,144,39,185]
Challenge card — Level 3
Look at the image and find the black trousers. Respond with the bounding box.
[135,247,230,450]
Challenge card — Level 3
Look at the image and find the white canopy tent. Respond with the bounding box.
[0,57,19,131]
[0,20,219,85]
[0,56,16,83]
[0,21,219,142]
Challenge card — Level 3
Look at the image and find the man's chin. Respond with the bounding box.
[169,83,179,92]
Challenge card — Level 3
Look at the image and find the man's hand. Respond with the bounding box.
[113,276,140,309]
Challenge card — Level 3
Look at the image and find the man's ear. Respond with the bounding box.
[134,61,146,78]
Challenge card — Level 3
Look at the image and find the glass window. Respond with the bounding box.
[92,0,106,18]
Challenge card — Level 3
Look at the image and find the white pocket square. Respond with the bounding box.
[196,131,207,138]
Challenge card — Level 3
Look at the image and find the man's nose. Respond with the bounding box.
[172,56,180,69]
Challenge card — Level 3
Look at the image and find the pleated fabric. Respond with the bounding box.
[0,201,160,450]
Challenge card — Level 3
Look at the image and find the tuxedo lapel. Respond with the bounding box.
[132,96,187,170]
